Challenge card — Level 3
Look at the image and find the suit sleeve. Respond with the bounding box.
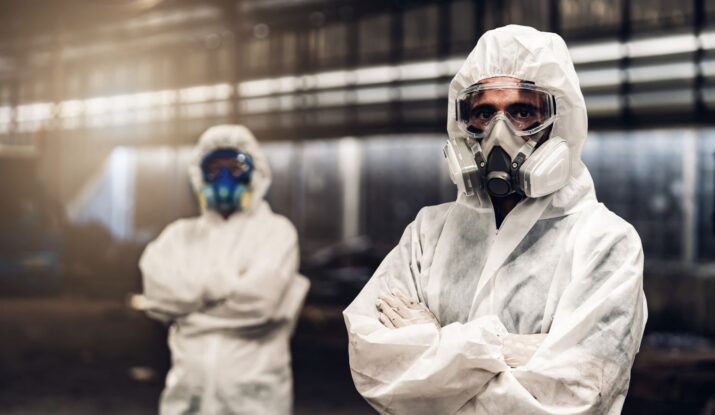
[139,220,205,321]
[345,208,646,415]
[344,210,511,415]
[202,216,301,327]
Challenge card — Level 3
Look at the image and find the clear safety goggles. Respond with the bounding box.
[455,82,557,140]
[201,148,254,183]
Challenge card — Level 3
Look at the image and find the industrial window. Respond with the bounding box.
[503,0,550,31]
[403,5,439,60]
[245,37,271,76]
[216,46,235,83]
[314,23,349,68]
[0,83,11,105]
[359,14,391,64]
[279,31,298,73]
[561,0,622,38]
[630,0,694,33]
[450,0,477,55]
[184,49,210,86]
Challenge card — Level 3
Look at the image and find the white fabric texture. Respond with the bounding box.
[140,125,309,415]
[344,25,647,415]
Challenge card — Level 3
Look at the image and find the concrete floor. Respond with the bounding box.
[0,297,373,415]
[1,296,713,415]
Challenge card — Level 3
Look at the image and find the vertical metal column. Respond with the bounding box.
[437,1,450,58]
[475,0,486,40]
[345,6,359,136]
[619,0,631,126]
[681,131,697,264]
[692,0,707,260]
[339,137,362,241]
[389,4,404,130]
[45,8,66,206]
[549,0,561,34]
[221,0,242,124]
[694,0,706,123]
[712,151,715,236]
[296,15,311,138]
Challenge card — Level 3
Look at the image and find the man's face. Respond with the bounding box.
[466,76,551,140]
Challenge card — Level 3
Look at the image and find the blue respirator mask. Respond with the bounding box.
[199,148,254,215]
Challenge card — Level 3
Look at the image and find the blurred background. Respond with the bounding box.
[0,0,714,414]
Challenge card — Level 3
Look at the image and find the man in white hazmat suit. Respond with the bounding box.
[344,25,647,414]
[140,125,309,414]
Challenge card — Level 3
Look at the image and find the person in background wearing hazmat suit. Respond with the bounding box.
[139,125,309,415]
[344,25,647,414]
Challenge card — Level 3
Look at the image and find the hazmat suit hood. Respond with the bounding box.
[447,25,595,216]
[189,124,272,214]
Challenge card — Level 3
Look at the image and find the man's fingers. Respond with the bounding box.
[377,299,404,327]
[502,333,548,367]
[393,289,418,307]
[533,333,548,343]
[379,294,409,318]
[392,289,428,312]
[378,289,438,328]
[379,293,405,309]
[378,312,396,328]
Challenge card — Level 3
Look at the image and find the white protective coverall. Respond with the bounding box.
[140,125,310,415]
[344,25,647,415]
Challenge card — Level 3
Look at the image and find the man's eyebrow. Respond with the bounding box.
[470,103,497,109]
[507,102,538,107]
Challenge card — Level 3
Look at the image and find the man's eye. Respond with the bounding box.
[472,109,494,119]
[510,107,535,119]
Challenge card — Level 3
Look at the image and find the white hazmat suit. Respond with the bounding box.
[140,125,309,415]
[344,25,647,415]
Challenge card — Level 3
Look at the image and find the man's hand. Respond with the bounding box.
[502,333,548,367]
[376,289,439,329]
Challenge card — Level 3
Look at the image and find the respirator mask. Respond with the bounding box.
[199,148,254,214]
[444,81,571,198]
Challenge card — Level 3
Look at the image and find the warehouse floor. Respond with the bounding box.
[1,296,713,415]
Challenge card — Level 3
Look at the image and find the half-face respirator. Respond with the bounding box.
[444,81,571,198]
